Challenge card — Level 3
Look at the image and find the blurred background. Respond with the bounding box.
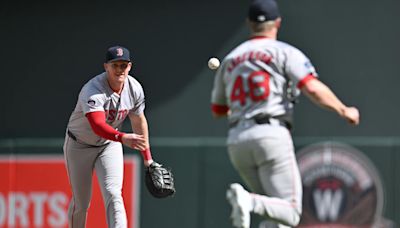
[1,0,399,227]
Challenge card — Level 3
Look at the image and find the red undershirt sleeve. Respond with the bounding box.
[211,104,229,115]
[297,74,317,89]
[86,111,125,142]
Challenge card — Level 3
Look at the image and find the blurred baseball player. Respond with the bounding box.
[64,46,155,228]
[210,0,360,227]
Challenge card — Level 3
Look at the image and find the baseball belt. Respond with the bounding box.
[67,129,78,141]
[228,115,292,130]
[67,129,111,147]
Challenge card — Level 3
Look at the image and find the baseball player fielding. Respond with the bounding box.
[63,45,174,227]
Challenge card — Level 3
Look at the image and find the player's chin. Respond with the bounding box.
[115,74,126,81]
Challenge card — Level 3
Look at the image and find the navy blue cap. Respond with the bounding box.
[105,46,131,63]
[248,0,280,23]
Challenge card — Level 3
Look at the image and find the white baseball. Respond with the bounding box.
[208,57,220,70]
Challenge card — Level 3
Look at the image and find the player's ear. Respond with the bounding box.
[275,18,282,29]
[103,63,107,70]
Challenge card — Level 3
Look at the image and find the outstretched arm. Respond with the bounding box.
[129,112,153,166]
[86,111,147,148]
[300,78,360,125]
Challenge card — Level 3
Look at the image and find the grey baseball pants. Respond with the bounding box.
[227,128,302,227]
[63,135,127,228]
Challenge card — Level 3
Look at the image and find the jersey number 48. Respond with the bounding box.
[230,71,270,106]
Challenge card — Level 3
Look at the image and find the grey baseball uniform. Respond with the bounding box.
[211,37,317,226]
[64,72,145,228]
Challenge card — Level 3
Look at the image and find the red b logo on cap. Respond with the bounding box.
[116,48,124,56]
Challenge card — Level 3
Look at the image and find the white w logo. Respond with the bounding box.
[313,189,343,221]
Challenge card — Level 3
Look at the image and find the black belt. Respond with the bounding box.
[67,129,78,141]
[67,129,109,147]
[229,115,292,130]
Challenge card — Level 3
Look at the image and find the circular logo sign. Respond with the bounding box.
[297,142,385,227]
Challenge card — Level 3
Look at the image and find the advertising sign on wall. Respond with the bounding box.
[0,155,140,228]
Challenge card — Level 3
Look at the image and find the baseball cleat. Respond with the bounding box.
[226,183,252,228]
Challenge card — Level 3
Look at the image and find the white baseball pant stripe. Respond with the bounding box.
[227,130,302,227]
[63,135,127,228]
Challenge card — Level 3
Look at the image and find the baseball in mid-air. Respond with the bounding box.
[208,57,220,70]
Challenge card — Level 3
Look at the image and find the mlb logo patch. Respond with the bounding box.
[304,61,313,69]
[304,61,316,74]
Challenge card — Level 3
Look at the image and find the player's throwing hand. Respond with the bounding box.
[121,133,147,150]
[342,106,360,125]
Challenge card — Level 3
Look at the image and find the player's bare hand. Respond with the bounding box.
[342,107,360,125]
[121,133,147,151]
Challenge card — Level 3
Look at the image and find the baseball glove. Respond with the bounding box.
[145,162,175,198]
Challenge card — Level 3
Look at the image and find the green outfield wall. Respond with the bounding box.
[1,0,399,138]
[1,137,399,227]
[1,0,400,226]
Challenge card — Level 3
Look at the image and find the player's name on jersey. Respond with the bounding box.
[228,51,272,73]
